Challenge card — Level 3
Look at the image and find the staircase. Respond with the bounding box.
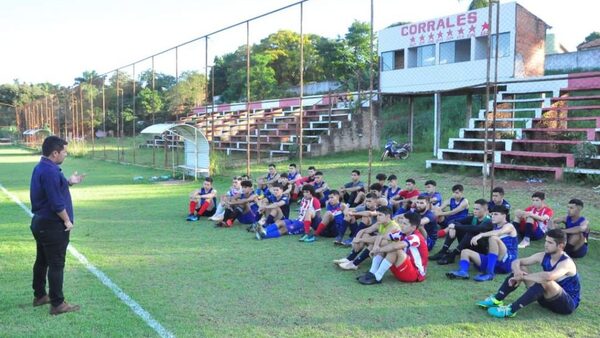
[426,73,600,180]
[181,93,364,159]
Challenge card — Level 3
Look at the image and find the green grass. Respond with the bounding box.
[1,145,599,337]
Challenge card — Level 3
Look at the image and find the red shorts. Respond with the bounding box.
[390,258,424,283]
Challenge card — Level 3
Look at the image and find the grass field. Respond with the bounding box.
[1,145,599,337]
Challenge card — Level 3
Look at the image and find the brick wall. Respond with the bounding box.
[514,4,547,78]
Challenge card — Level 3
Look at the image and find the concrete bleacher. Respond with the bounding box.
[427,73,600,180]
[183,93,356,158]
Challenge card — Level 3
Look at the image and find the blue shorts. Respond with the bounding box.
[478,253,513,274]
[566,243,588,259]
[238,205,260,224]
[538,290,578,314]
[284,219,305,235]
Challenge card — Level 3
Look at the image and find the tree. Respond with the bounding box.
[167,71,207,117]
[583,32,600,44]
[466,0,489,10]
[137,88,163,123]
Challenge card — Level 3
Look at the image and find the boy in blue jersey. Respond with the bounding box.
[256,184,290,228]
[384,175,401,206]
[422,180,442,208]
[187,177,217,221]
[255,177,272,201]
[488,187,511,220]
[256,185,321,241]
[432,199,492,265]
[313,171,331,206]
[375,173,388,193]
[216,180,259,228]
[312,190,347,242]
[478,229,581,318]
[265,163,280,185]
[550,199,589,258]
[447,205,518,282]
[434,184,469,234]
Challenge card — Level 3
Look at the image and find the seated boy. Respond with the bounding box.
[434,184,469,231]
[384,174,401,205]
[186,177,217,221]
[209,176,242,222]
[447,205,518,282]
[216,180,259,228]
[421,179,442,208]
[293,166,317,200]
[514,192,553,248]
[338,193,379,246]
[390,178,420,215]
[313,171,331,206]
[264,163,280,186]
[334,206,400,270]
[375,173,388,193]
[410,196,439,251]
[488,187,511,220]
[339,169,365,207]
[287,163,302,200]
[358,212,428,284]
[431,199,492,265]
[255,183,290,230]
[550,198,589,258]
[311,190,347,242]
[477,229,580,318]
[256,184,321,241]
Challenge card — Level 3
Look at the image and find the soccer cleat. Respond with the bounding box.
[437,253,456,265]
[341,238,353,247]
[298,234,308,242]
[428,250,447,261]
[338,261,358,270]
[518,238,530,249]
[358,272,380,285]
[255,230,263,240]
[487,305,516,318]
[186,214,198,221]
[246,223,258,232]
[446,270,470,280]
[474,273,495,282]
[303,235,316,243]
[333,258,350,265]
[333,236,343,246]
[477,295,504,309]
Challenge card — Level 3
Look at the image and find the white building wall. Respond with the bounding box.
[379,2,518,93]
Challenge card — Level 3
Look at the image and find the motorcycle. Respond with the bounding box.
[380,140,411,161]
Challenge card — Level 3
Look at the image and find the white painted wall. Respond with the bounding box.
[379,2,518,93]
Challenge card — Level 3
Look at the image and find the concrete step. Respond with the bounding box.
[460,128,522,139]
[470,117,533,129]
[448,138,512,151]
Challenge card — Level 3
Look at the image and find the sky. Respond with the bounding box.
[1,0,598,86]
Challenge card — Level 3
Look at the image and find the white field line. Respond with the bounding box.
[0,184,175,338]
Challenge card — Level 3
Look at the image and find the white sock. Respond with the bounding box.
[374,258,393,281]
[369,255,384,274]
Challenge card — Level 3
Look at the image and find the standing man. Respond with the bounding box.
[30,136,85,315]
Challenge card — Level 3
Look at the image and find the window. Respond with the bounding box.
[439,39,471,64]
[381,50,405,71]
[475,33,510,60]
[408,44,435,68]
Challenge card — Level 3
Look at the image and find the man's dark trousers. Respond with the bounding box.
[31,216,70,307]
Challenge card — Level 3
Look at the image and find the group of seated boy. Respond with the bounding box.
[185,163,590,318]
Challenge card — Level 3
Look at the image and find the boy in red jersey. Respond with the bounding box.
[514,192,553,249]
[358,211,428,284]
